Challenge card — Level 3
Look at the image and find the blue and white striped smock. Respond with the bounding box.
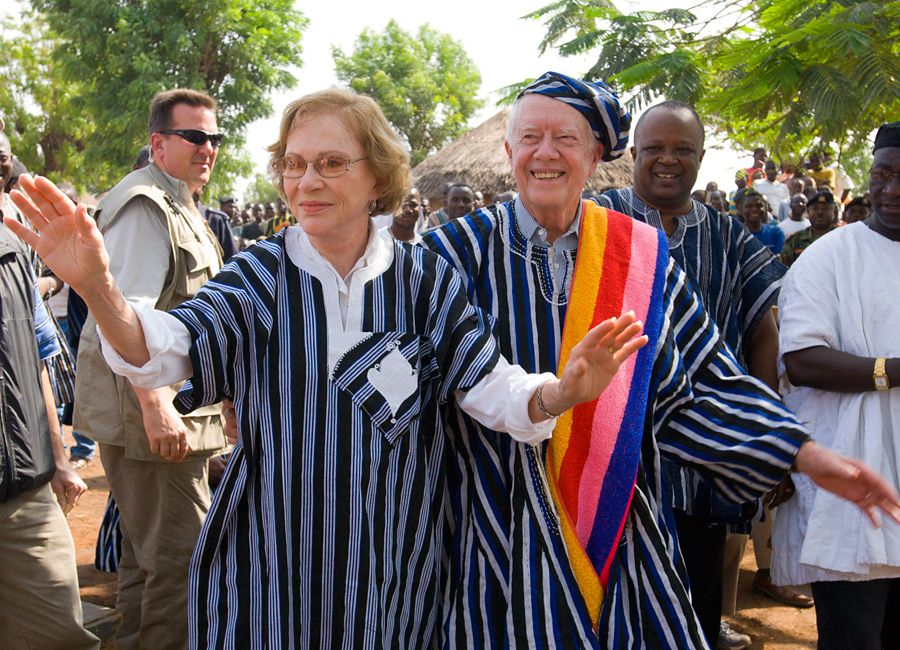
[423,202,807,650]
[168,231,500,649]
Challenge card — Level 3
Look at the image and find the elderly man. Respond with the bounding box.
[423,73,899,649]
[774,121,900,650]
[73,89,227,649]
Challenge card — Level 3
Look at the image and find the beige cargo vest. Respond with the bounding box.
[74,164,227,461]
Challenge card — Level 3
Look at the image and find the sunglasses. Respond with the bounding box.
[157,129,224,148]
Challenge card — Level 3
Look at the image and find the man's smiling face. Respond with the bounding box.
[505,94,602,223]
[631,107,706,216]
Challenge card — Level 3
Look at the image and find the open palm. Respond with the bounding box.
[6,174,110,291]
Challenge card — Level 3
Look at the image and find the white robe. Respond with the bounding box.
[774,222,900,585]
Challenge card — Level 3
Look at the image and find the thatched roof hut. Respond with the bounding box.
[411,108,634,203]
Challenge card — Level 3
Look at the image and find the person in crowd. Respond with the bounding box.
[754,160,790,215]
[777,177,805,222]
[133,144,151,171]
[493,189,517,204]
[742,188,786,256]
[822,150,854,202]
[239,203,265,240]
[843,195,871,224]
[193,188,238,262]
[10,87,650,649]
[381,186,425,244]
[773,121,900,650]
[706,180,718,193]
[427,180,454,227]
[218,195,237,223]
[422,73,899,649]
[473,190,484,209]
[0,117,99,650]
[781,190,838,267]
[691,188,709,204]
[445,183,475,221]
[807,151,836,189]
[729,169,749,215]
[709,188,729,214]
[745,147,768,178]
[779,192,810,238]
[56,89,229,649]
[262,198,295,235]
[594,99,792,648]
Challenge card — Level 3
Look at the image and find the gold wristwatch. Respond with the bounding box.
[874,357,890,390]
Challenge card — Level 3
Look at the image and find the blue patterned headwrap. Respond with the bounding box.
[518,71,631,162]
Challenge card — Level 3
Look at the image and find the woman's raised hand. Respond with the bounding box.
[6,174,110,293]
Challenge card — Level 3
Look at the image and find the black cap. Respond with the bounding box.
[873,122,900,153]
[219,196,236,204]
[808,190,835,206]
[846,196,870,209]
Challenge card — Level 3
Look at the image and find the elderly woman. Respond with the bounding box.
[8,89,646,648]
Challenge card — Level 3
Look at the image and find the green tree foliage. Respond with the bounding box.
[526,0,900,175]
[10,0,307,195]
[333,20,483,166]
[0,10,91,184]
[244,171,279,205]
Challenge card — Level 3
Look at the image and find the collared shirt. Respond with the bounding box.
[513,197,581,288]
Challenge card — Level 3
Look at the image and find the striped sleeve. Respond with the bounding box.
[652,259,808,501]
[170,243,278,413]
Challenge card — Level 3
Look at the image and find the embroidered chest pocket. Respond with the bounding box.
[329,332,440,446]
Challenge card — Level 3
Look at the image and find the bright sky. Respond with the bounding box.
[240,0,747,199]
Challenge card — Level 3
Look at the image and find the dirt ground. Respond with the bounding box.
[64,430,818,649]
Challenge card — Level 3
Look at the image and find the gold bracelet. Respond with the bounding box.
[536,381,562,419]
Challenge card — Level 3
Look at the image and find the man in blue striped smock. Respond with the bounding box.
[422,72,900,649]
[594,101,799,647]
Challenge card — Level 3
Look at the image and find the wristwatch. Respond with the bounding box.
[874,357,890,390]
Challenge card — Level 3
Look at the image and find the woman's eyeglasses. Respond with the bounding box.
[157,129,224,148]
[272,155,367,179]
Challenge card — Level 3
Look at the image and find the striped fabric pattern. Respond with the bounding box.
[521,72,631,162]
[595,189,787,518]
[546,202,668,625]
[422,202,808,649]
[168,234,499,649]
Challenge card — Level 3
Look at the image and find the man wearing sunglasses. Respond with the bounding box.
[73,88,227,650]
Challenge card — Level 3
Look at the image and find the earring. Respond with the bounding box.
[368,200,377,215]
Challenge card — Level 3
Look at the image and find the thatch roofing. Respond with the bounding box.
[412,108,634,202]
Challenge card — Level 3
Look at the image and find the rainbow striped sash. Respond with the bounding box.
[545,201,668,626]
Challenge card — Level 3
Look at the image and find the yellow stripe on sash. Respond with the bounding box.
[546,202,609,626]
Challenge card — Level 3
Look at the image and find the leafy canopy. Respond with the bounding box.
[333,20,483,166]
[4,0,307,196]
[525,0,900,171]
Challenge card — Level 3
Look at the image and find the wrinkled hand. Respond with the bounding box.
[6,174,110,293]
[222,399,238,445]
[764,476,796,509]
[542,312,649,415]
[143,401,191,462]
[795,441,900,527]
[50,461,88,516]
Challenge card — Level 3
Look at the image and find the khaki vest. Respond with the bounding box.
[74,165,227,461]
